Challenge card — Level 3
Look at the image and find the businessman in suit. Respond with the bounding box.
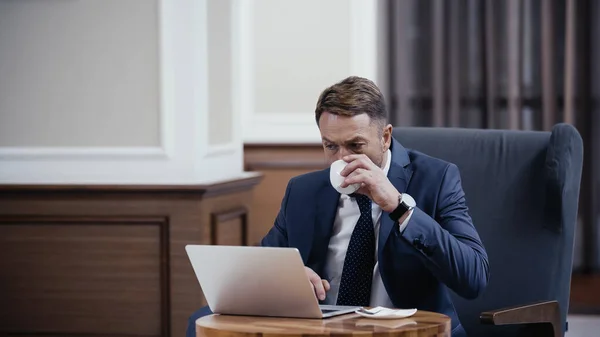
[187,76,489,337]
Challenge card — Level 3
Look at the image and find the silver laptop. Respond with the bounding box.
[185,245,360,318]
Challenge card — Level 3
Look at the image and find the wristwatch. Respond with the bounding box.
[389,193,416,222]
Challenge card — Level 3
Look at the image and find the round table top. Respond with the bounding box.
[196,310,451,337]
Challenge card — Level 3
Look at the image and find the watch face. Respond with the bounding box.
[402,193,416,208]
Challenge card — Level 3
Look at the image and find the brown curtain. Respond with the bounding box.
[387,0,598,272]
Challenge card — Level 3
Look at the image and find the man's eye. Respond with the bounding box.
[325,144,338,150]
[350,143,364,149]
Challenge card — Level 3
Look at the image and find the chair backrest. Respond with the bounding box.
[392,124,583,337]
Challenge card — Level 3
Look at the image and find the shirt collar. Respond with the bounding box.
[381,148,392,177]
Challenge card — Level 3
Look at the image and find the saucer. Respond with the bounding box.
[355,307,418,320]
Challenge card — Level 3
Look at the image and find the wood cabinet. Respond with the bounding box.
[0,174,261,337]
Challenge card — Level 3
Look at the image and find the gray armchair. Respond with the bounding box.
[392,123,583,337]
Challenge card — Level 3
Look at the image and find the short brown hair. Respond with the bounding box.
[314,76,387,126]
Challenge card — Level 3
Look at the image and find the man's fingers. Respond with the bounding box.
[356,184,370,196]
[340,160,369,177]
[340,168,364,187]
[322,279,331,292]
[343,169,374,187]
[312,278,326,300]
[305,267,326,301]
[340,155,373,176]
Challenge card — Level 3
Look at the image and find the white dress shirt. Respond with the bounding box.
[323,149,412,307]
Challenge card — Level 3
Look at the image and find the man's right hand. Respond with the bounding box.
[305,266,330,301]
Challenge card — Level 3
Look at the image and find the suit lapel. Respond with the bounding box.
[306,138,413,269]
[378,139,414,258]
[310,173,340,270]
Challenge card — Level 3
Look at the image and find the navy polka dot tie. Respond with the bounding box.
[336,194,375,306]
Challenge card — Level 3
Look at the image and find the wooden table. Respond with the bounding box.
[196,310,451,337]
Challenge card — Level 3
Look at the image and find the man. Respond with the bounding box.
[187,76,489,337]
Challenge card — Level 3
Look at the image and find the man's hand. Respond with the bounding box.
[305,267,330,301]
[340,154,400,212]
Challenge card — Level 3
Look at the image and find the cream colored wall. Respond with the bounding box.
[0,0,244,184]
[0,0,381,182]
[0,0,160,147]
[241,0,381,143]
[253,0,351,115]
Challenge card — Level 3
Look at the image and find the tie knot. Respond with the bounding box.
[352,194,372,214]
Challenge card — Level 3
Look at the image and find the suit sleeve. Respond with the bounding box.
[260,178,293,247]
[401,163,490,299]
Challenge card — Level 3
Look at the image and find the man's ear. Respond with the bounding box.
[382,124,393,151]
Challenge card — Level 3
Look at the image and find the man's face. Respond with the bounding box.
[318,111,392,167]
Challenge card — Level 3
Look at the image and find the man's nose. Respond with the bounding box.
[335,147,351,161]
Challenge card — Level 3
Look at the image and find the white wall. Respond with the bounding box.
[0,0,383,183]
[0,0,244,184]
[240,0,381,143]
[0,0,160,147]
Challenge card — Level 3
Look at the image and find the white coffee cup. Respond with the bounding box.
[329,159,360,194]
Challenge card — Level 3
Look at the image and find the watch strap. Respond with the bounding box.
[389,194,410,222]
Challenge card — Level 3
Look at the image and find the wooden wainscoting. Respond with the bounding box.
[244,144,325,243]
[0,174,262,337]
[569,272,600,314]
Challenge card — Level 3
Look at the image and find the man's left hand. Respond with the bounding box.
[339,154,400,212]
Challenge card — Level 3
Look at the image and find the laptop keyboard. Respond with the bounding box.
[320,309,339,313]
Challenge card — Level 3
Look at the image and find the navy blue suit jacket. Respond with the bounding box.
[260,138,489,336]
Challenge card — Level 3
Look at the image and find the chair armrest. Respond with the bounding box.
[480,300,561,337]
